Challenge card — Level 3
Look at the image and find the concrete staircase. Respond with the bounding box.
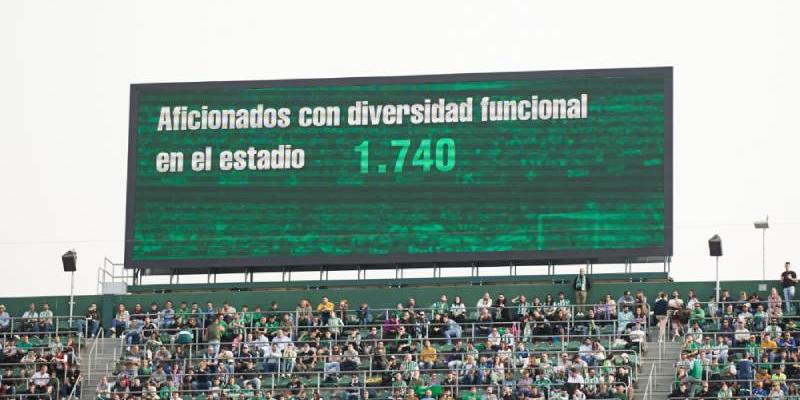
[636,335,682,400]
[78,336,122,400]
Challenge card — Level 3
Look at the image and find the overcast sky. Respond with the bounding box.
[1,1,798,298]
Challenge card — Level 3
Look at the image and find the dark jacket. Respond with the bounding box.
[573,274,591,291]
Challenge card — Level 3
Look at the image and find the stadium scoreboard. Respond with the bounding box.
[125,67,672,272]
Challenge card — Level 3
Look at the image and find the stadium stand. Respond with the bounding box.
[1,273,796,400]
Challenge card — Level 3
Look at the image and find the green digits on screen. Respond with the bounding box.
[354,138,455,174]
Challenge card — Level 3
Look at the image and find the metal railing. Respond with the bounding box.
[66,374,81,400]
[91,368,632,400]
[85,327,104,393]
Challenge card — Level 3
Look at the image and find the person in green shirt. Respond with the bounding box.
[687,352,704,396]
[16,335,32,352]
[612,384,628,400]
[158,380,177,399]
[682,336,699,352]
[717,381,733,399]
[550,388,569,400]
[431,294,449,316]
[240,305,253,328]
[534,374,552,390]
[689,302,706,326]
[391,372,407,391]
[173,325,194,345]
[745,335,761,362]
[174,302,190,327]
[223,377,241,397]
[460,386,479,400]
[265,315,280,337]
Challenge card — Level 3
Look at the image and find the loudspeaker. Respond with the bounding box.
[62,250,77,272]
[708,235,722,257]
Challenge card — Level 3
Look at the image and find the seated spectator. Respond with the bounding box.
[317,296,334,325]
[476,292,493,315]
[75,303,100,338]
[357,302,372,325]
[383,314,401,336]
[159,301,176,331]
[30,364,51,394]
[475,308,493,336]
[449,296,467,323]
[21,303,38,333]
[341,343,360,371]
[617,305,633,333]
[110,303,130,338]
[327,313,344,337]
[419,340,437,370]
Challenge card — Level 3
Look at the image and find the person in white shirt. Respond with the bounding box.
[628,322,646,351]
[263,343,282,373]
[31,365,51,389]
[733,322,751,347]
[255,332,270,353]
[714,336,729,364]
[272,329,292,352]
[567,367,585,385]
[22,303,39,333]
[476,292,493,314]
[487,327,502,349]
[578,339,594,365]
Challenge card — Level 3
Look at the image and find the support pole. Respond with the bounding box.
[715,256,720,304]
[762,228,767,281]
[69,271,75,326]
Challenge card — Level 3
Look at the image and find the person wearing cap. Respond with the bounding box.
[686,351,703,396]
[75,303,100,338]
[0,305,9,333]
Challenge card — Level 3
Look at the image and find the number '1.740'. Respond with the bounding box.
[353,138,455,173]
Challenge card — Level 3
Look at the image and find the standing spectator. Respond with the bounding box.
[0,305,9,333]
[205,316,224,355]
[782,262,796,314]
[21,303,39,333]
[573,268,591,313]
[653,292,669,341]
